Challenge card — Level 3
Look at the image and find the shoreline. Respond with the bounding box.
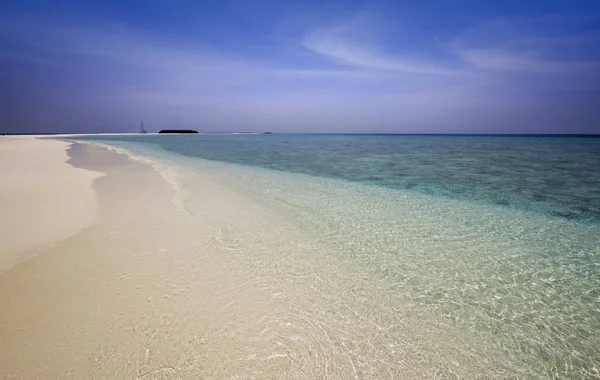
[2,136,597,378]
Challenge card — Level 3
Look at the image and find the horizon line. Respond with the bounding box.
[4,132,600,138]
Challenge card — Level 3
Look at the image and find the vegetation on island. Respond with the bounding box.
[158,130,199,134]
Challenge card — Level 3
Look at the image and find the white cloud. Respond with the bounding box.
[302,21,464,76]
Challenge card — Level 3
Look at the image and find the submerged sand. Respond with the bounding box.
[1,139,537,378]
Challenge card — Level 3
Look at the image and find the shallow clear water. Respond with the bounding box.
[77,134,600,223]
[71,134,600,378]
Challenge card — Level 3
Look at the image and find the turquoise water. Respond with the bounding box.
[71,134,600,378]
[77,134,600,223]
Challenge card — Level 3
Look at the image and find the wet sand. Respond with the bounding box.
[0,140,519,379]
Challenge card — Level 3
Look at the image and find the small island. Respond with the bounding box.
[158,130,199,134]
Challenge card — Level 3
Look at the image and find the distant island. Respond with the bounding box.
[158,130,199,134]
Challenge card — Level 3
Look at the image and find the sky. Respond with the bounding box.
[1,0,599,134]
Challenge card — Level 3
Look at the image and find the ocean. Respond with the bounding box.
[72,134,600,378]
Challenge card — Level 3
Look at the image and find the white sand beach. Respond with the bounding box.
[0,138,207,378]
[0,136,102,273]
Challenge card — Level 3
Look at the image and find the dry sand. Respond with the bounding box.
[0,140,204,379]
[0,136,102,273]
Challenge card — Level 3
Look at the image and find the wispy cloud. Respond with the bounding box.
[451,15,600,74]
[301,13,600,79]
[0,17,367,95]
[455,47,600,73]
[302,18,464,76]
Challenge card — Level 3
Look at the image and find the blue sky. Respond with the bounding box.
[1,0,599,133]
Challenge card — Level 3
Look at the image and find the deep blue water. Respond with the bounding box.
[74,134,600,222]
